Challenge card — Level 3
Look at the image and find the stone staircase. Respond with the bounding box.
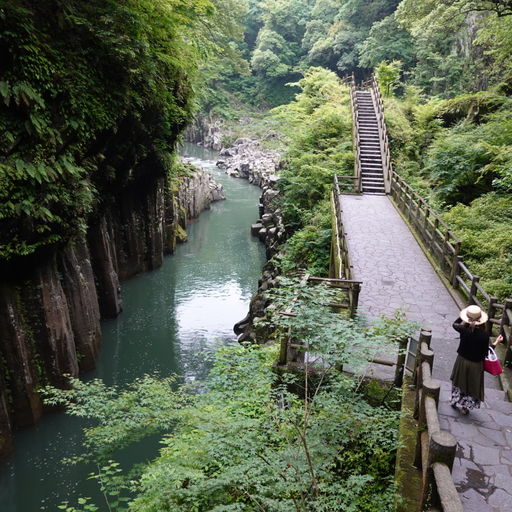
[355,90,385,194]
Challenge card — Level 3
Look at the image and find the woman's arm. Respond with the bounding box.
[452,317,464,333]
[492,334,504,347]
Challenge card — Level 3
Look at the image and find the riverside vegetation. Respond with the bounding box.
[2,0,512,510]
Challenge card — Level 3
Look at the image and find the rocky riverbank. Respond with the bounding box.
[214,137,285,343]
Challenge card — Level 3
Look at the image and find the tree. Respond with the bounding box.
[358,14,416,70]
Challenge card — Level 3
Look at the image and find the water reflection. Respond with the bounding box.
[0,142,266,511]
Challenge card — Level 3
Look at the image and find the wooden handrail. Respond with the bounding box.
[371,74,512,364]
[349,74,362,194]
[388,165,512,361]
[330,175,362,317]
[413,335,463,512]
[370,75,392,193]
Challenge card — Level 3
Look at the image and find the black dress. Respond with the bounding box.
[450,317,490,409]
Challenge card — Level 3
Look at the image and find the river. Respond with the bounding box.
[0,143,266,511]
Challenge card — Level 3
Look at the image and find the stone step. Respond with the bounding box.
[363,187,386,194]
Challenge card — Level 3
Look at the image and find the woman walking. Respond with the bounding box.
[450,305,503,415]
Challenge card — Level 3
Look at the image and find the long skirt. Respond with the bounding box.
[450,355,484,410]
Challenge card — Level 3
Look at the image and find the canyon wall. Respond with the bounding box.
[0,168,223,457]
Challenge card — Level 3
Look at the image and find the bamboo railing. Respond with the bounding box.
[413,331,463,512]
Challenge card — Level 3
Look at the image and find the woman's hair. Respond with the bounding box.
[464,321,485,332]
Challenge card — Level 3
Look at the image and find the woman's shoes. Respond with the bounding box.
[461,407,469,415]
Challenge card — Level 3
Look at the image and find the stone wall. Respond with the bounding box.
[0,167,224,457]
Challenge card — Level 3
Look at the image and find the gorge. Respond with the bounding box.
[0,143,266,511]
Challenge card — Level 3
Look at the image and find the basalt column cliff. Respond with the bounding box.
[0,1,223,456]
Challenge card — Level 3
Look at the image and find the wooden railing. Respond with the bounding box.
[413,331,463,512]
[452,260,512,366]
[374,83,512,367]
[329,176,361,317]
[348,74,362,194]
[369,75,392,193]
[389,171,462,286]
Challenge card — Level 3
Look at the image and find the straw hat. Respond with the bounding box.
[460,305,488,325]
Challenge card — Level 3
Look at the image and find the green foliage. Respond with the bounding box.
[443,193,512,298]
[273,68,352,225]
[279,210,332,275]
[47,280,406,511]
[42,374,188,461]
[268,68,353,273]
[0,0,242,261]
[358,14,416,70]
[476,13,512,86]
[375,60,403,97]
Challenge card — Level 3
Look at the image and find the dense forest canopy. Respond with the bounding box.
[0,0,246,263]
[209,0,512,298]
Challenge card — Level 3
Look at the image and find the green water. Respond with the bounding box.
[0,143,266,511]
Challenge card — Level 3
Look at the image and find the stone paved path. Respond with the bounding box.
[340,193,511,510]
[439,382,512,511]
[340,194,499,389]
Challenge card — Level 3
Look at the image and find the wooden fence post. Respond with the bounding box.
[420,431,457,511]
[419,328,432,349]
[451,254,462,289]
[351,282,360,318]
[487,296,498,334]
[394,336,408,387]
[502,299,512,367]
[469,275,480,304]
[278,337,288,366]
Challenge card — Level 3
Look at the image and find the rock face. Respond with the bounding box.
[185,116,223,151]
[0,166,223,458]
[217,138,281,188]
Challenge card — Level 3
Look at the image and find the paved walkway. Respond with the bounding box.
[340,194,512,509]
[340,194,498,388]
[439,382,512,511]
